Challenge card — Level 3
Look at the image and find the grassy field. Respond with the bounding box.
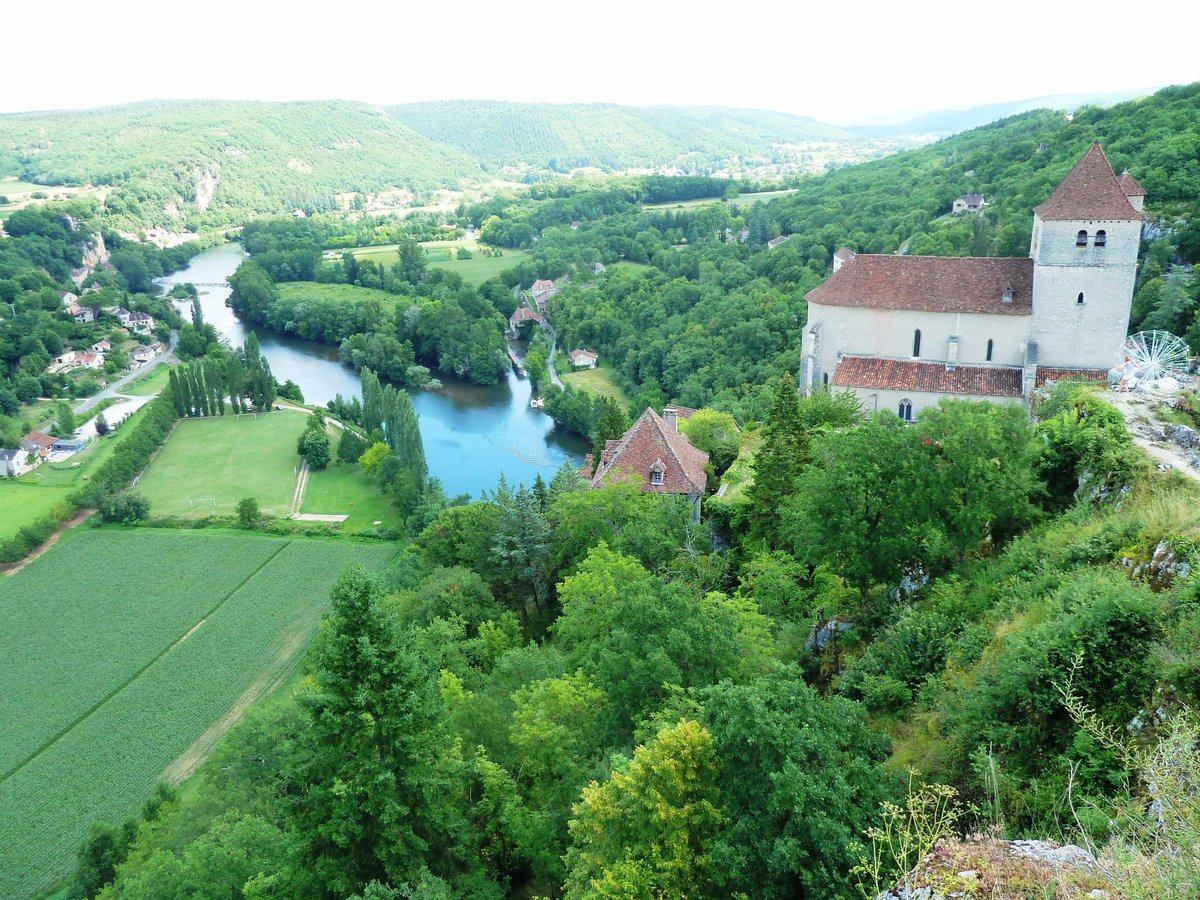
[350,239,530,286]
[559,363,631,407]
[0,176,105,221]
[122,364,174,396]
[301,456,402,531]
[137,412,308,518]
[0,528,400,897]
[641,188,799,211]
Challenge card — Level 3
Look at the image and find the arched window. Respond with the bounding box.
[912,329,921,358]
[986,338,994,362]
[1076,230,1089,247]
[898,399,913,422]
[1094,229,1107,248]
[1077,292,1085,305]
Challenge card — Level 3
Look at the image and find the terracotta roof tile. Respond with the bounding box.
[806,255,1033,315]
[1118,171,1146,197]
[1034,367,1109,386]
[589,407,708,495]
[832,356,1023,398]
[1033,144,1141,221]
[21,431,57,448]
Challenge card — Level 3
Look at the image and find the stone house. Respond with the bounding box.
[952,194,987,215]
[584,407,708,520]
[568,349,599,369]
[801,144,1143,419]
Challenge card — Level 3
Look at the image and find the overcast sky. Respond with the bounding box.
[5,0,1197,124]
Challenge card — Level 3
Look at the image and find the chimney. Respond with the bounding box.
[663,407,679,432]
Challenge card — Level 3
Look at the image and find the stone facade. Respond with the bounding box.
[801,144,1143,414]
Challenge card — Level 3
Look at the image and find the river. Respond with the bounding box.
[157,243,587,498]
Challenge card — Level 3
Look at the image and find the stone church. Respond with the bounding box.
[800,144,1144,419]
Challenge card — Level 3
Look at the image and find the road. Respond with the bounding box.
[546,323,563,388]
[74,329,179,414]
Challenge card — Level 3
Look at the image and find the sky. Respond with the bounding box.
[4,0,1198,124]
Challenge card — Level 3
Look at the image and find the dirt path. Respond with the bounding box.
[1,509,94,577]
[1099,385,1200,485]
[162,625,311,784]
[289,460,310,516]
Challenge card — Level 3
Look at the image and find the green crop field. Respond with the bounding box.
[301,454,402,531]
[137,412,307,518]
[0,528,400,897]
[350,240,530,286]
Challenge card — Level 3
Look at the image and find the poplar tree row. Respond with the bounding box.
[167,335,278,418]
[360,367,427,492]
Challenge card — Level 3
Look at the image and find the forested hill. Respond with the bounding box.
[0,100,481,232]
[764,82,1200,259]
[386,100,856,170]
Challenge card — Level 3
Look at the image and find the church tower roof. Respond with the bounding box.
[1033,143,1142,221]
[1118,170,1146,197]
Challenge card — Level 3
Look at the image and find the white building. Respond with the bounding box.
[801,144,1144,419]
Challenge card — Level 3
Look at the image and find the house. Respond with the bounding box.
[128,312,155,334]
[737,226,750,243]
[584,406,709,520]
[108,307,132,325]
[0,448,34,477]
[832,247,857,273]
[767,235,789,250]
[130,344,159,366]
[952,194,987,215]
[57,290,79,306]
[508,306,545,333]
[71,306,96,324]
[801,144,1143,420]
[20,431,57,454]
[92,340,111,353]
[568,349,599,369]
[593,262,606,274]
[74,351,103,370]
[530,279,557,311]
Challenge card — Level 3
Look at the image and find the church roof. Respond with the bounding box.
[832,356,1024,398]
[1118,170,1146,197]
[806,255,1033,315]
[1032,143,1142,221]
[588,407,708,495]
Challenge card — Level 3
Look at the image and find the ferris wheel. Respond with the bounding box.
[1122,331,1192,382]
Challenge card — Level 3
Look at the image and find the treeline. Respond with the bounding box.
[167,335,277,418]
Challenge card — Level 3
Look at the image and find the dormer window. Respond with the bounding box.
[1001,287,1013,304]
[1094,230,1106,248]
[1076,230,1089,247]
[649,460,664,485]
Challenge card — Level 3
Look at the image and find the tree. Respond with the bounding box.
[52,400,76,438]
[747,373,809,543]
[563,719,725,899]
[300,429,331,470]
[97,492,151,523]
[700,669,894,898]
[678,408,740,474]
[337,428,369,465]
[288,567,469,895]
[237,497,262,529]
[359,442,393,477]
[395,239,427,284]
[590,396,629,464]
[94,412,110,436]
[782,413,936,597]
[167,368,187,417]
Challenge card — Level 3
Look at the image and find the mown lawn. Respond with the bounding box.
[350,240,530,286]
[0,528,400,898]
[136,412,307,518]
[560,364,631,407]
[301,458,402,531]
[122,364,174,396]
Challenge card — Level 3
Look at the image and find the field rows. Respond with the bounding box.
[0,530,400,898]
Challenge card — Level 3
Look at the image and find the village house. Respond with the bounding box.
[767,235,789,250]
[130,345,158,367]
[801,144,1143,420]
[584,406,709,520]
[0,448,35,478]
[128,312,155,335]
[832,247,857,272]
[20,431,57,455]
[69,305,96,324]
[529,279,557,312]
[108,306,132,324]
[92,340,112,353]
[57,290,79,306]
[568,349,599,369]
[952,194,988,215]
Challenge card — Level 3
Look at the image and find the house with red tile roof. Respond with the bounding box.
[584,407,708,520]
[802,144,1143,419]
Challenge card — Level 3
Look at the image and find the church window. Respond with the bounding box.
[1076,230,1089,247]
[1095,229,1107,248]
[1077,292,1085,305]
[898,399,913,421]
[986,339,993,362]
[912,329,921,358]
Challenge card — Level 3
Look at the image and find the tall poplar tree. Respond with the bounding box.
[168,368,186,418]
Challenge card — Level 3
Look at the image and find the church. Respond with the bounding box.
[800,144,1144,418]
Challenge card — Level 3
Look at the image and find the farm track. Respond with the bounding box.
[0,509,93,577]
[0,541,289,787]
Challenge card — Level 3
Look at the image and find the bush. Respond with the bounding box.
[97,492,151,524]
